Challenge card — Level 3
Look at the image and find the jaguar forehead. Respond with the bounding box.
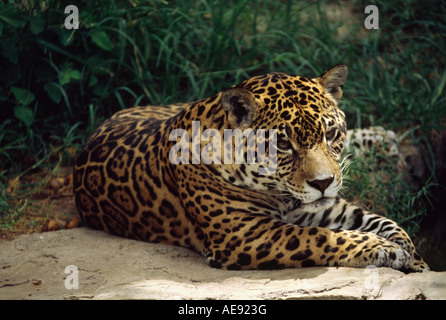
[235,73,336,147]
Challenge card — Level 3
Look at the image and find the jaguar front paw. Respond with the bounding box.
[386,236,430,273]
[369,245,412,270]
[401,252,430,273]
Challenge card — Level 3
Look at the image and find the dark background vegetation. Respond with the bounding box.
[0,0,445,270]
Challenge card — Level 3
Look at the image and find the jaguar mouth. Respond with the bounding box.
[298,197,336,213]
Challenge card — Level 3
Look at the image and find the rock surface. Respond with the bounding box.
[1,228,445,300]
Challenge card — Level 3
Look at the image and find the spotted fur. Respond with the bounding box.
[74,65,428,272]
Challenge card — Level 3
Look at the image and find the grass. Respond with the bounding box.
[341,147,435,238]
[0,0,445,246]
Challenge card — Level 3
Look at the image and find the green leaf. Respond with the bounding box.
[59,67,71,85]
[90,29,112,51]
[59,65,81,85]
[44,82,62,104]
[14,106,34,127]
[0,4,27,28]
[11,87,35,106]
[88,74,98,87]
[30,17,45,35]
[69,69,82,80]
[59,29,75,47]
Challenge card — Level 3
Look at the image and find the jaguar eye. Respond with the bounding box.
[325,128,336,140]
[277,138,293,150]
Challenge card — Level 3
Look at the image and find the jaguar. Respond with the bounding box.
[74,64,428,272]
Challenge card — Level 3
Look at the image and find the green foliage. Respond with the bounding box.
[344,0,446,131]
[341,150,434,238]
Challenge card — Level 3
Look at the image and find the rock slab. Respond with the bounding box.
[1,228,445,300]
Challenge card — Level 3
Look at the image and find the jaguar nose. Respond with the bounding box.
[307,176,334,193]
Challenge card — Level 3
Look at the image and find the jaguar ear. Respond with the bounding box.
[221,88,259,129]
[317,64,348,102]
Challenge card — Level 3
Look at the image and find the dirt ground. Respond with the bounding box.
[1,167,80,241]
